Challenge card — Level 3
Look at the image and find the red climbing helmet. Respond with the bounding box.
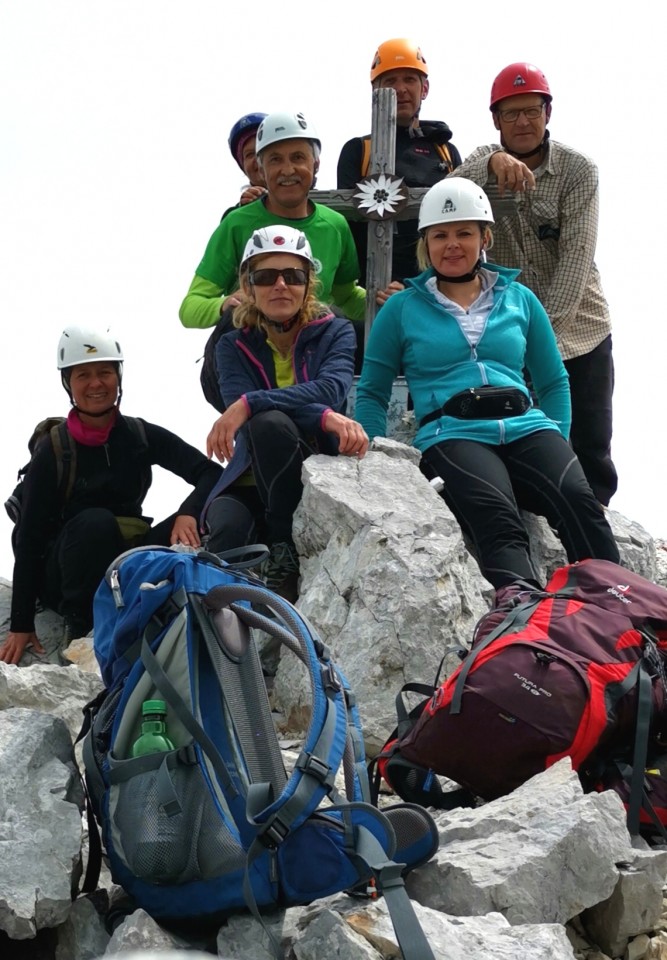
[490,63,552,110]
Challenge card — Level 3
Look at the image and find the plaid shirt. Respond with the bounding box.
[456,139,612,360]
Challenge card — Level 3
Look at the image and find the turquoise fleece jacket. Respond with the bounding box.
[355,263,571,452]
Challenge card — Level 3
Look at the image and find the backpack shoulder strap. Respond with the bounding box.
[360,136,371,178]
[51,421,77,502]
[435,141,453,169]
[123,416,148,448]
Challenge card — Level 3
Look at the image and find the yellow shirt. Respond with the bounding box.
[268,340,296,388]
[233,341,296,487]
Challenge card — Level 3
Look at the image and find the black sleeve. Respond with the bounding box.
[10,442,61,633]
[142,421,224,519]
[337,138,365,189]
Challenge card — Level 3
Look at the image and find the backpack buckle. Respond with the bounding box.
[177,743,199,765]
[258,816,290,849]
[322,663,341,692]
[296,751,334,787]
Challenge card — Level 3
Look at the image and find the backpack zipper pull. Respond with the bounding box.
[110,568,124,608]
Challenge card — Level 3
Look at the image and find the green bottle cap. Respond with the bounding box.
[142,699,167,716]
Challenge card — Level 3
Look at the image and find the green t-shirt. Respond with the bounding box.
[197,199,361,304]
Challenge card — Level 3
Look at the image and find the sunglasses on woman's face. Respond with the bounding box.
[249,268,308,287]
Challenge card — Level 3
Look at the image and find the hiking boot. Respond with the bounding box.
[62,613,93,644]
[261,541,300,604]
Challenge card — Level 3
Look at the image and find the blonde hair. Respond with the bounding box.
[417,224,494,272]
[233,260,324,332]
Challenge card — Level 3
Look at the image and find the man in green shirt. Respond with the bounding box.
[179,111,366,333]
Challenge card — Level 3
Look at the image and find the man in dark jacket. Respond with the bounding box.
[337,38,461,285]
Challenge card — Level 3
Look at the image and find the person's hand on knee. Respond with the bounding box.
[170,515,201,548]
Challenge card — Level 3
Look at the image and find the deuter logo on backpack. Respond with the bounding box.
[608,583,632,604]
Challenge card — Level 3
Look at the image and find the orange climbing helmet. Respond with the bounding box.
[490,62,552,110]
[370,38,428,83]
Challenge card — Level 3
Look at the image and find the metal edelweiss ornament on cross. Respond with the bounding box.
[353,172,408,220]
[312,87,519,340]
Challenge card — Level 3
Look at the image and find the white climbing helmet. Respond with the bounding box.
[240,226,314,269]
[57,325,124,370]
[255,111,321,155]
[418,177,495,232]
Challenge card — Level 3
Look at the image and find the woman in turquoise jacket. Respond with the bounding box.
[355,178,618,588]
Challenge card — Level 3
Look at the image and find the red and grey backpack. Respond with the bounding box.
[372,559,667,838]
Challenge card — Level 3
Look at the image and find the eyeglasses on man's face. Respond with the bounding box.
[497,104,546,123]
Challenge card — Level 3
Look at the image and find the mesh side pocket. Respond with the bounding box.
[90,687,123,771]
[108,752,246,885]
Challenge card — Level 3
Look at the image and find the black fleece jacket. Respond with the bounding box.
[10,414,222,632]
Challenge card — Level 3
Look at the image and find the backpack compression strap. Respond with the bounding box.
[355,822,436,960]
[450,595,544,714]
[627,661,655,836]
[52,421,77,502]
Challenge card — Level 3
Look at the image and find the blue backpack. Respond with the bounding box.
[81,546,437,960]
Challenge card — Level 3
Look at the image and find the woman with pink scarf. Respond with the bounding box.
[0,325,222,664]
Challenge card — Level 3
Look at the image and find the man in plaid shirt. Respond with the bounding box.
[455,62,617,506]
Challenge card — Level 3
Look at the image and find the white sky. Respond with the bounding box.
[0,0,664,579]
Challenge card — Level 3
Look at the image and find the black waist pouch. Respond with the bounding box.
[420,386,531,427]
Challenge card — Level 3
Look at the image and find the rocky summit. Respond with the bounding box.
[1,441,667,960]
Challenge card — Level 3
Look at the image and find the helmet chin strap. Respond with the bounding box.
[262,314,300,334]
[433,259,482,284]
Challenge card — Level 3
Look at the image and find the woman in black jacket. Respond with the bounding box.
[0,325,222,664]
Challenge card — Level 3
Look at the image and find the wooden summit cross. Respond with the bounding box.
[311,87,517,345]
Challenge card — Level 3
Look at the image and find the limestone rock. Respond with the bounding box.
[286,452,491,749]
[102,909,190,954]
[0,708,83,939]
[0,661,103,741]
[328,897,577,960]
[55,893,110,960]
[606,510,658,581]
[216,894,577,960]
[367,437,421,466]
[582,850,667,958]
[407,760,662,927]
[655,540,667,589]
[62,638,101,676]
